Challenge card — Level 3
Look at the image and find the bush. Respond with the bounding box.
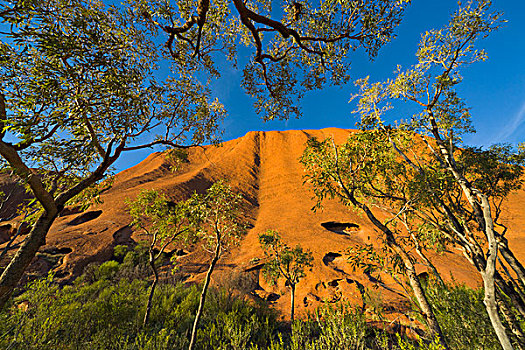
[0,263,278,349]
[0,245,507,349]
[98,260,120,280]
[423,279,501,350]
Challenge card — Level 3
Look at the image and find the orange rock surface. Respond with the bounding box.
[2,128,525,319]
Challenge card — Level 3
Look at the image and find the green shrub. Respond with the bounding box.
[97,260,120,280]
[0,267,277,349]
[314,303,368,349]
[423,279,501,350]
[113,245,130,262]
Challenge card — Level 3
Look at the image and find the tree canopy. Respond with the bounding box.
[130,0,410,120]
[0,0,223,309]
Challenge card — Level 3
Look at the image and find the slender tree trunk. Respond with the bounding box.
[143,251,158,327]
[0,210,58,310]
[483,272,513,350]
[499,238,525,291]
[398,245,448,349]
[290,283,295,322]
[480,194,514,350]
[427,118,515,350]
[188,244,220,350]
[498,297,525,350]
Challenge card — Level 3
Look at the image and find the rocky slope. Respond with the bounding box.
[2,128,524,320]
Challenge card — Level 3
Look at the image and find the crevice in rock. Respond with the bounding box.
[113,226,134,245]
[327,279,342,287]
[321,221,360,235]
[41,247,73,255]
[322,252,342,266]
[59,206,83,217]
[0,224,12,244]
[67,210,103,226]
[266,293,280,302]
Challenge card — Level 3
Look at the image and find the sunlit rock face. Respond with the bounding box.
[2,128,525,319]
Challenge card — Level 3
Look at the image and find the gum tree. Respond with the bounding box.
[347,1,524,348]
[0,0,224,309]
[127,189,195,327]
[301,133,448,347]
[258,229,313,322]
[187,181,246,350]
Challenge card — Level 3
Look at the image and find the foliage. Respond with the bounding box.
[300,3,525,346]
[128,0,410,121]
[127,190,196,258]
[127,189,199,326]
[310,303,369,350]
[300,131,447,341]
[423,279,500,350]
[164,148,190,173]
[97,260,121,280]
[259,230,313,289]
[267,302,444,350]
[258,229,313,322]
[188,181,246,255]
[0,251,277,350]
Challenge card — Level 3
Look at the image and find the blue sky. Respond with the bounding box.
[217,1,525,143]
[116,0,525,171]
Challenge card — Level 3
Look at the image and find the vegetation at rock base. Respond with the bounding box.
[0,244,503,349]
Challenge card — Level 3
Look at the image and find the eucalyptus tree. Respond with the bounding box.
[258,229,313,322]
[132,0,411,121]
[186,181,246,350]
[0,0,224,309]
[127,189,195,327]
[342,0,524,348]
[301,133,448,348]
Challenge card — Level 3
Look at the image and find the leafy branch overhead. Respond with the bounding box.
[0,0,225,214]
[0,0,224,310]
[134,0,410,120]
